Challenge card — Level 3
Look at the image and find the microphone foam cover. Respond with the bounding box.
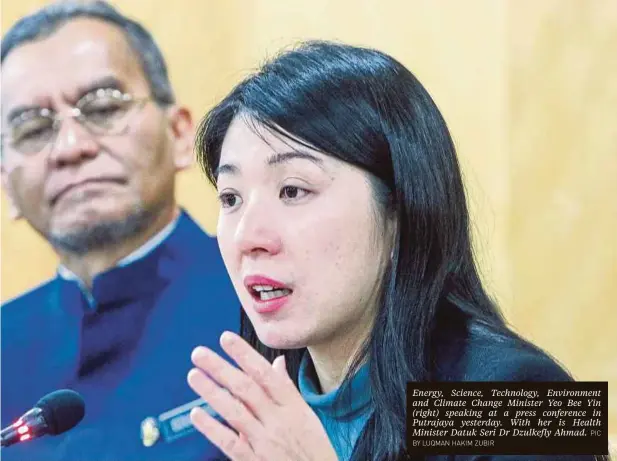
[36,389,86,435]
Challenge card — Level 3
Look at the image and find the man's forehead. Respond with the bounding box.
[2,17,144,111]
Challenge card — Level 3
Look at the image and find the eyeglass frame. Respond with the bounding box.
[0,88,152,157]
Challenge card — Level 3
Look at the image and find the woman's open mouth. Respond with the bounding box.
[244,275,293,313]
[250,285,293,301]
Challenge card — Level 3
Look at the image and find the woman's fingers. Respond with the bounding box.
[187,368,262,441]
[272,355,287,376]
[191,346,272,420]
[190,406,254,461]
[219,332,298,405]
[189,339,338,461]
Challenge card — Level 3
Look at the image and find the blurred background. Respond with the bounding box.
[2,0,615,451]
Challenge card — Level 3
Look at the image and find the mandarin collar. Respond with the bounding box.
[56,210,203,314]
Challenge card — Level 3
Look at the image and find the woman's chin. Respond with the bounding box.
[256,328,308,351]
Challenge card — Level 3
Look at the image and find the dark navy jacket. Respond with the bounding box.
[1,211,238,461]
[369,306,598,461]
[425,311,597,461]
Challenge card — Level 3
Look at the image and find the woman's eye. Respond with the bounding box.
[218,192,241,209]
[280,185,310,201]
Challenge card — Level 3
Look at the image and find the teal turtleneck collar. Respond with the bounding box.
[298,352,373,461]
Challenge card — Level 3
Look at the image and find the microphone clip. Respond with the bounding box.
[1,408,48,447]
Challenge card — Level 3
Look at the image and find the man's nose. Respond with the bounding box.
[48,115,99,166]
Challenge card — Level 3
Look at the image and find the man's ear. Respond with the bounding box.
[1,167,23,220]
[167,105,195,172]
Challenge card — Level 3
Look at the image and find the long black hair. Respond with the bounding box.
[196,41,526,460]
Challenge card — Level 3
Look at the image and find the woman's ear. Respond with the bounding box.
[167,105,195,171]
[387,215,398,261]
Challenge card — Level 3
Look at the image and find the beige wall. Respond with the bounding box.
[2,0,615,449]
[508,0,617,450]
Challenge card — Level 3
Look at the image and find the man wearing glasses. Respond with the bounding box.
[1,2,236,460]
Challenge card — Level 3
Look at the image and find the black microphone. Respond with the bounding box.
[1,389,85,448]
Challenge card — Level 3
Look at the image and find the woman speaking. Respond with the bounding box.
[187,41,596,461]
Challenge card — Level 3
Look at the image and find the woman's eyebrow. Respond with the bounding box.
[216,150,326,178]
[216,163,239,177]
[266,151,325,170]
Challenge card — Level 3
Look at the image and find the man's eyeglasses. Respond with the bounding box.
[1,88,151,156]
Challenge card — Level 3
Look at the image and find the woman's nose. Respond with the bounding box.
[233,199,283,257]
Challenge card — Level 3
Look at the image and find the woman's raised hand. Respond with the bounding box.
[188,331,338,461]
